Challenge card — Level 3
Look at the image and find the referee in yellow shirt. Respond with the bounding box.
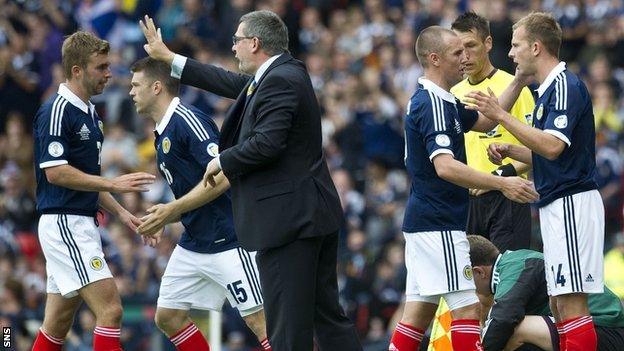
[451,12,535,251]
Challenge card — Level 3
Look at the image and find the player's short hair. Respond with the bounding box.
[416,26,457,68]
[451,11,491,41]
[130,57,180,96]
[513,12,562,58]
[467,235,500,266]
[62,31,110,79]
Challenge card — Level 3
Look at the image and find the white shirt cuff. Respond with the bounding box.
[429,149,454,162]
[40,160,68,169]
[544,129,571,147]
[171,54,188,79]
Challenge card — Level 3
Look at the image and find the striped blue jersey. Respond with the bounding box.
[402,78,478,232]
[532,62,597,206]
[34,84,104,217]
[154,98,238,253]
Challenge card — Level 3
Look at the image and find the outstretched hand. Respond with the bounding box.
[464,88,505,122]
[137,203,179,237]
[139,15,175,64]
[499,177,539,203]
[111,172,155,193]
[202,158,222,188]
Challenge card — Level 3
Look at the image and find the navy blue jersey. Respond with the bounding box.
[34,84,104,217]
[402,79,478,232]
[532,63,597,206]
[155,98,238,253]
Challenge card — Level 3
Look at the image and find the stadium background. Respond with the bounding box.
[0,0,623,349]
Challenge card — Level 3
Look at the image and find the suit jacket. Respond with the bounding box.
[180,53,344,250]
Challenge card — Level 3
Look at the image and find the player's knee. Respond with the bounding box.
[155,309,188,335]
[100,302,123,325]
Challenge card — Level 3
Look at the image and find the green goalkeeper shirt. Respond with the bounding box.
[483,249,624,350]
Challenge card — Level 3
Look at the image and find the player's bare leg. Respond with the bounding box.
[448,302,483,351]
[389,301,436,350]
[553,293,595,351]
[155,307,209,351]
[32,293,82,350]
[505,316,554,351]
[242,309,271,349]
[80,278,124,350]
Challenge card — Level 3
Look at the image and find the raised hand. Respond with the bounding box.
[499,177,539,203]
[464,88,505,121]
[137,203,179,237]
[111,172,155,192]
[139,15,175,64]
[487,143,510,165]
[141,227,163,248]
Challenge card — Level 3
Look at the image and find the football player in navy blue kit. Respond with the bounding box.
[467,12,605,351]
[32,32,155,351]
[388,26,539,351]
[129,57,271,351]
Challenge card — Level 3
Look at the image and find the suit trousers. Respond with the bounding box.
[255,231,362,351]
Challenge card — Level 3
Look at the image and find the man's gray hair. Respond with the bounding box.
[240,10,289,56]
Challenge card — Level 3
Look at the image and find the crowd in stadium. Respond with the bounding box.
[1,0,624,349]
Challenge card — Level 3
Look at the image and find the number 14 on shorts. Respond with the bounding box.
[552,264,567,287]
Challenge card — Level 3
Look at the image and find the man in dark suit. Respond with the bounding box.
[140,11,362,351]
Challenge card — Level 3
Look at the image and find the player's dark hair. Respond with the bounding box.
[467,235,500,266]
[130,57,180,95]
[451,11,491,41]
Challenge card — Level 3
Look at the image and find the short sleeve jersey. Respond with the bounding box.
[532,62,598,206]
[155,98,238,254]
[402,78,478,233]
[451,69,535,175]
[34,84,104,217]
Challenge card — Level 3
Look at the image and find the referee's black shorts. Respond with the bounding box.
[543,316,624,351]
[466,190,531,252]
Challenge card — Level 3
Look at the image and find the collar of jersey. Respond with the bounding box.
[155,97,180,135]
[536,61,566,98]
[490,253,503,294]
[58,83,95,114]
[418,77,456,104]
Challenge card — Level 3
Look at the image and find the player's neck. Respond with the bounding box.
[468,62,496,85]
[424,72,451,92]
[64,80,91,104]
[535,57,561,85]
[151,96,174,125]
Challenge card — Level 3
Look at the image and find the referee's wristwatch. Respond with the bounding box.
[492,164,517,177]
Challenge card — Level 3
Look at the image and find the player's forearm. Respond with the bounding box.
[171,172,231,215]
[498,79,525,112]
[45,164,115,192]
[510,160,532,174]
[505,145,533,165]
[499,115,563,160]
[98,192,129,217]
[434,156,505,191]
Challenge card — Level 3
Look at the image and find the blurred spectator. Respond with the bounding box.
[604,232,624,299]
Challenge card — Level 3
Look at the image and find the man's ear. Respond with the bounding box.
[430,52,440,67]
[153,80,162,95]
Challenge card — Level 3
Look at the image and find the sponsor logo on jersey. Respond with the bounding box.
[435,134,451,147]
[207,142,219,157]
[78,123,91,140]
[554,115,568,129]
[585,274,594,283]
[48,142,64,157]
[463,265,473,280]
[89,256,104,271]
[162,137,171,154]
[535,103,544,121]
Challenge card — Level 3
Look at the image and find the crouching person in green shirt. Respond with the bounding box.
[468,235,624,351]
